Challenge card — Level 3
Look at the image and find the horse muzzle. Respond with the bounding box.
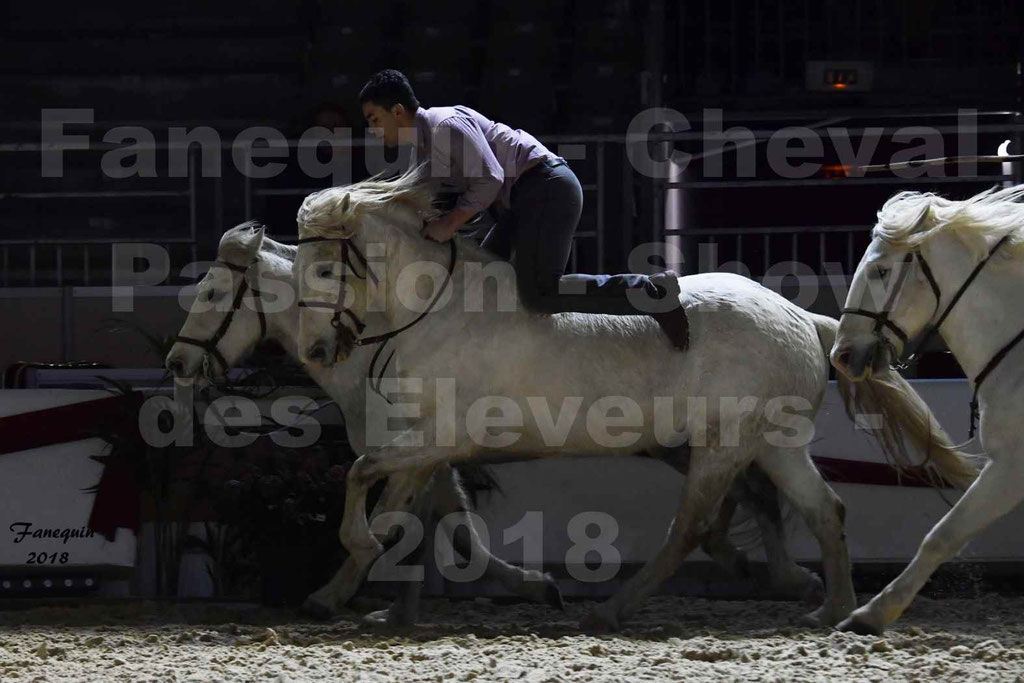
[165,349,202,379]
[831,339,889,382]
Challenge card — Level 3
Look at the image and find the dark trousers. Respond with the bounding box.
[481,158,667,315]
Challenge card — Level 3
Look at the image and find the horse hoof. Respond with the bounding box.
[801,573,826,604]
[301,596,336,621]
[837,616,884,636]
[771,570,824,604]
[543,575,565,612]
[361,609,391,627]
[794,612,826,629]
[794,605,842,629]
[361,604,416,629]
[580,607,619,633]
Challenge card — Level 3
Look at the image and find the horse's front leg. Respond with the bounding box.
[339,457,385,566]
[340,431,464,571]
[303,469,435,618]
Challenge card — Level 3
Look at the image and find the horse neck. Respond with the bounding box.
[924,232,1024,382]
[381,229,525,334]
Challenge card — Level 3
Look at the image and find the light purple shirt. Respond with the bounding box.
[414,106,554,213]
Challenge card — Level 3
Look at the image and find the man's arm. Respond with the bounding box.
[422,116,503,242]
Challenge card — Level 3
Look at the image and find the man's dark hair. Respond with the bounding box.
[359,69,421,112]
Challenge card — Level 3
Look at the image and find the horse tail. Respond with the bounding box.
[810,313,980,491]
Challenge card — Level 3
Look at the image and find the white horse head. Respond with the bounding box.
[294,169,443,366]
[166,222,296,380]
[831,196,936,380]
[833,186,1024,382]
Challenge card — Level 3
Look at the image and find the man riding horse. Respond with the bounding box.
[357,69,689,348]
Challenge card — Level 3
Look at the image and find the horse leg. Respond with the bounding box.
[753,445,855,627]
[699,491,749,577]
[432,464,564,610]
[738,466,824,602]
[365,462,567,625]
[340,438,462,575]
[583,442,750,631]
[303,468,435,617]
[839,458,1024,635]
[663,445,818,599]
[362,476,438,627]
[659,444,756,580]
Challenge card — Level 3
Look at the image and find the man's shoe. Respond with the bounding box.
[648,270,681,303]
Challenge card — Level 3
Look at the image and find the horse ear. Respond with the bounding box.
[218,222,265,261]
[239,223,265,258]
[340,193,351,214]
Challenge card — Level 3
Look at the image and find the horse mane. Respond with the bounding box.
[297,166,442,239]
[260,236,297,263]
[874,184,1024,264]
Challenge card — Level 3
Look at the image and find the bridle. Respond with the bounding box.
[296,231,457,400]
[840,251,941,368]
[295,234,378,344]
[842,233,1013,437]
[174,259,267,375]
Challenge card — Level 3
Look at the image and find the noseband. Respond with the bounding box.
[842,233,1012,437]
[296,233,457,400]
[174,260,267,374]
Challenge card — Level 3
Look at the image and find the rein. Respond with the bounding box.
[297,233,458,401]
[842,233,1014,437]
[175,260,266,374]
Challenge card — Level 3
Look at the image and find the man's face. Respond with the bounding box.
[362,102,404,146]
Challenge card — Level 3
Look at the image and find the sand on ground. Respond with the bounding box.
[2,595,1024,682]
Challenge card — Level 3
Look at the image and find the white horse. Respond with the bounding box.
[293,172,975,630]
[165,223,563,624]
[164,222,822,623]
[832,185,1024,635]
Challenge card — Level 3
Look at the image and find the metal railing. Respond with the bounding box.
[0,142,200,286]
[655,110,1024,276]
[2,110,1023,286]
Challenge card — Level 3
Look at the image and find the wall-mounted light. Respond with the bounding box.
[806,61,874,92]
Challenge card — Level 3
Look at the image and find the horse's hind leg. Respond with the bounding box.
[583,442,752,632]
[699,490,749,576]
[735,466,824,602]
[663,445,821,601]
[753,445,855,627]
[658,444,758,581]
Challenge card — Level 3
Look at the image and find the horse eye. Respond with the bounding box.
[318,267,333,279]
[877,267,890,279]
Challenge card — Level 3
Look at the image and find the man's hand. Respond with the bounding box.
[421,217,460,243]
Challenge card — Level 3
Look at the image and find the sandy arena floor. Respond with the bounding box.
[2,594,1024,681]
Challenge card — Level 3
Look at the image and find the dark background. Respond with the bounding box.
[0,0,1022,356]
[2,1,1020,133]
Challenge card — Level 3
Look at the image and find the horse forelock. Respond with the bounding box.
[872,192,942,249]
